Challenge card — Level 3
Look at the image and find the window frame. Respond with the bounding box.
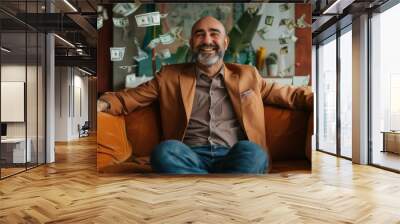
[315,23,353,160]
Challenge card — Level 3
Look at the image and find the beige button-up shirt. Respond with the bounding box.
[183,66,246,147]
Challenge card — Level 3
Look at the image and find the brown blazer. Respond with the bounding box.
[100,63,313,152]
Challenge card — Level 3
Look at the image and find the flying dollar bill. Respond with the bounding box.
[265,16,274,26]
[103,9,108,21]
[160,13,168,19]
[133,37,140,46]
[247,5,258,14]
[296,14,311,28]
[279,18,291,26]
[133,52,148,62]
[290,35,298,42]
[159,33,175,45]
[113,17,129,28]
[133,37,148,61]
[135,12,161,27]
[279,18,296,30]
[279,3,289,12]
[280,46,288,55]
[120,65,137,73]
[169,26,185,41]
[159,49,171,59]
[125,74,154,88]
[113,3,141,17]
[133,48,148,62]
[147,38,160,49]
[110,47,125,61]
[279,37,288,45]
[97,16,103,30]
[257,27,269,40]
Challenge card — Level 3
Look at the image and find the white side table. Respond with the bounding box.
[1,138,32,163]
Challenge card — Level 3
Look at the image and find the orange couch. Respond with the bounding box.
[97,103,313,173]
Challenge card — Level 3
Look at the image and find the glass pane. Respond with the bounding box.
[0,1,46,179]
[1,31,27,177]
[27,0,39,168]
[339,29,352,158]
[38,32,45,165]
[312,45,317,151]
[27,31,38,169]
[317,37,337,154]
[371,4,400,171]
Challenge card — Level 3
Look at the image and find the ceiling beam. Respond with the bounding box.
[312,15,335,33]
[67,13,97,39]
[55,55,96,71]
[322,0,356,14]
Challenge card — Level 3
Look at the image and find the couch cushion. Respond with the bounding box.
[125,103,162,157]
[124,104,310,162]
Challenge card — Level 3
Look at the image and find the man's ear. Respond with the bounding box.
[224,36,229,50]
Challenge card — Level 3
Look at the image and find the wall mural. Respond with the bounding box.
[97,3,311,90]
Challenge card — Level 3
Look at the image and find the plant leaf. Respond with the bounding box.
[228,10,262,55]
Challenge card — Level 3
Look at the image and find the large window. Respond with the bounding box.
[370,3,400,171]
[316,25,353,159]
[317,36,337,154]
[339,28,352,158]
[0,1,47,179]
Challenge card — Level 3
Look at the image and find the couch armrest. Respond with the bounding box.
[97,112,132,172]
[305,111,313,161]
[264,106,310,162]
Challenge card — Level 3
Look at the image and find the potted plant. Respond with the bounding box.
[265,53,278,77]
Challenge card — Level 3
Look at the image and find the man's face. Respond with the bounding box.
[190,17,229,67]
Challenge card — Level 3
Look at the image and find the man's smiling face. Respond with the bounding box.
[190,16,229,67]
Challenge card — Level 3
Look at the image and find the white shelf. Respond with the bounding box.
[1,138,32,163]
[264,75,310,87]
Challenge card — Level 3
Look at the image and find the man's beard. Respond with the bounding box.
[192,44,224,67]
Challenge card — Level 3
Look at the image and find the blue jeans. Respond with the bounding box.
[150,140,268,174]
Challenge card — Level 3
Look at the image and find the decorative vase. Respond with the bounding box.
[267,64,278,77]
[279,54,288,77]
[256,47,267,71]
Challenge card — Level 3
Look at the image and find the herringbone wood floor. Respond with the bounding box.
[1,136,400,224]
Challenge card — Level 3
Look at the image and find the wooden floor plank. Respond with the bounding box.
[0,135,399,223]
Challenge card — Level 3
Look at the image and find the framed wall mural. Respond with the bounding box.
[97,3,311,90]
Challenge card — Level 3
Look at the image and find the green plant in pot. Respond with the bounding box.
[265,53,278,77]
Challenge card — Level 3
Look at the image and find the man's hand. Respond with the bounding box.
[97,99,110,112]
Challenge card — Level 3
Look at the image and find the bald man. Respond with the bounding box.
[98,16,313,174]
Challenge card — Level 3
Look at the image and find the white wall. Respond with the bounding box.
[55,66,69,141]
[251,3,295,76]
[71,73,89,138]
[1,63,46,164]
[54,67,89,141]
[1,65,40,138]
[1,65,26,137]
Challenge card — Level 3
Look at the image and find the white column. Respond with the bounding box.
[352,14,369,164]
[46,32,55,163]
[312,45,317,151]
